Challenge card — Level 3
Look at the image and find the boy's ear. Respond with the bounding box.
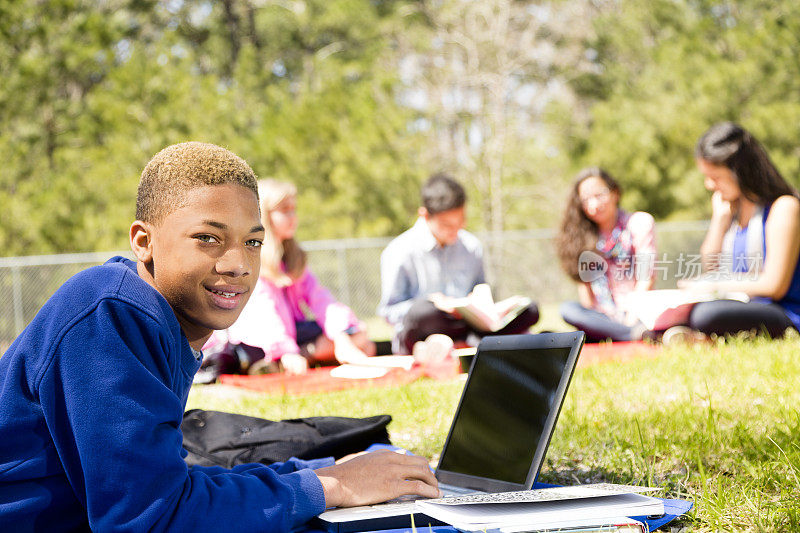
[129,220,154,264]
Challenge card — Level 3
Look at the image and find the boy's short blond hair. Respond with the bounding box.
[136,142,259,224]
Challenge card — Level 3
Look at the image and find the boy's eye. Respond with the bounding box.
[195,234,219,244]
[246,239,263,248]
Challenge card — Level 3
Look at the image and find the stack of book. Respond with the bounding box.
[414,483,666,533]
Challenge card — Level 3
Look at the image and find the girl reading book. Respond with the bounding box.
[556,167,657,342]
[203,179,375,374]
[676,122,800,339]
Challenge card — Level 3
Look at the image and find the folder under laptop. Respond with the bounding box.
[317,331,586,533]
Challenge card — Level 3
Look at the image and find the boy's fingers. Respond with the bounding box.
[404,479,441,499]
[409,461,437,485]
[393,455,438,496]
[388,453,435,476]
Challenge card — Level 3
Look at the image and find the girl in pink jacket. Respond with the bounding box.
[204,179,375,374]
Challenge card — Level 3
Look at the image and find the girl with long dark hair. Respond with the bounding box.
[556,167,657,342]
[678,122,800,338]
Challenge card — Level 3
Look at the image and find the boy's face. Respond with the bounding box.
[421,206,465,247]
[131,183,265,349]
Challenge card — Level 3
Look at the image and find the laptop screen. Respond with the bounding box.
[437,339,575,486]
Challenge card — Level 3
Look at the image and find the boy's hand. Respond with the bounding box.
[428,293,454,312]
[429,293,460,317]
[335,451,368,464]
[315,450,440,508]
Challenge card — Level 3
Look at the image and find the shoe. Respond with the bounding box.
[629,322,648,341]
[661,326,707,346]
[247,357,281,375]
[412,334,454,363]
[465,333,482,348]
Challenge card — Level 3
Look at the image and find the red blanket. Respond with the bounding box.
[219,357,461,395]
[217,341,661,395]
[577,340,662,368]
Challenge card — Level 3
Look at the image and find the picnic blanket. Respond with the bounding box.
[577,340,662,368]
[219,356,461,395]
[216,341,662,395]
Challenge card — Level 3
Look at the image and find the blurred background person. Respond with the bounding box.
[676,122,800,340]
[379,173,539,354]
[203,179,375,376]
[556,167,657,342]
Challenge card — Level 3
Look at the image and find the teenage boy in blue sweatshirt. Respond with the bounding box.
[0,142,439,532]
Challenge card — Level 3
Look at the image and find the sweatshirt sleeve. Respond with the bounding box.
[36,298,326,532]
[189,456,334,478]
[270,456,336,473]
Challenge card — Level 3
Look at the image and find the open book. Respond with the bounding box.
[430,284,532,332]
[415,483,663,532]
[623,289,750,331]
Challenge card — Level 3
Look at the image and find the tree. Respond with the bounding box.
[0,0,158,255]
[565,0,800,220]
[0,0,427,255]
[393,0,595,280]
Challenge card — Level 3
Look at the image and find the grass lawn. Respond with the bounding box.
[187,334,800,531]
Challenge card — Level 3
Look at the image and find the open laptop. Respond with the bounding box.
[317,331,586,533]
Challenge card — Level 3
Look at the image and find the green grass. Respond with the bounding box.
[187,335,800,531]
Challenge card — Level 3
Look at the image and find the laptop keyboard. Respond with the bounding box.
[428,489,563,504]
[381,494,423,504]
[442,484,479,496]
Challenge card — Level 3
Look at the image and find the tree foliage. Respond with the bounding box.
[566,0,800,220]
[0,0,423,255]
[2,0,800,257]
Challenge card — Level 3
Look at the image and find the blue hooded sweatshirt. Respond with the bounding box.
[0,257,329,532]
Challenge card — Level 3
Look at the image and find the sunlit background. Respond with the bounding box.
[2,0,799,340]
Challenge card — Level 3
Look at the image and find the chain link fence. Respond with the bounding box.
[0,222,708,351]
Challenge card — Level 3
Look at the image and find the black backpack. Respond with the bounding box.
[181,409,392,468]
